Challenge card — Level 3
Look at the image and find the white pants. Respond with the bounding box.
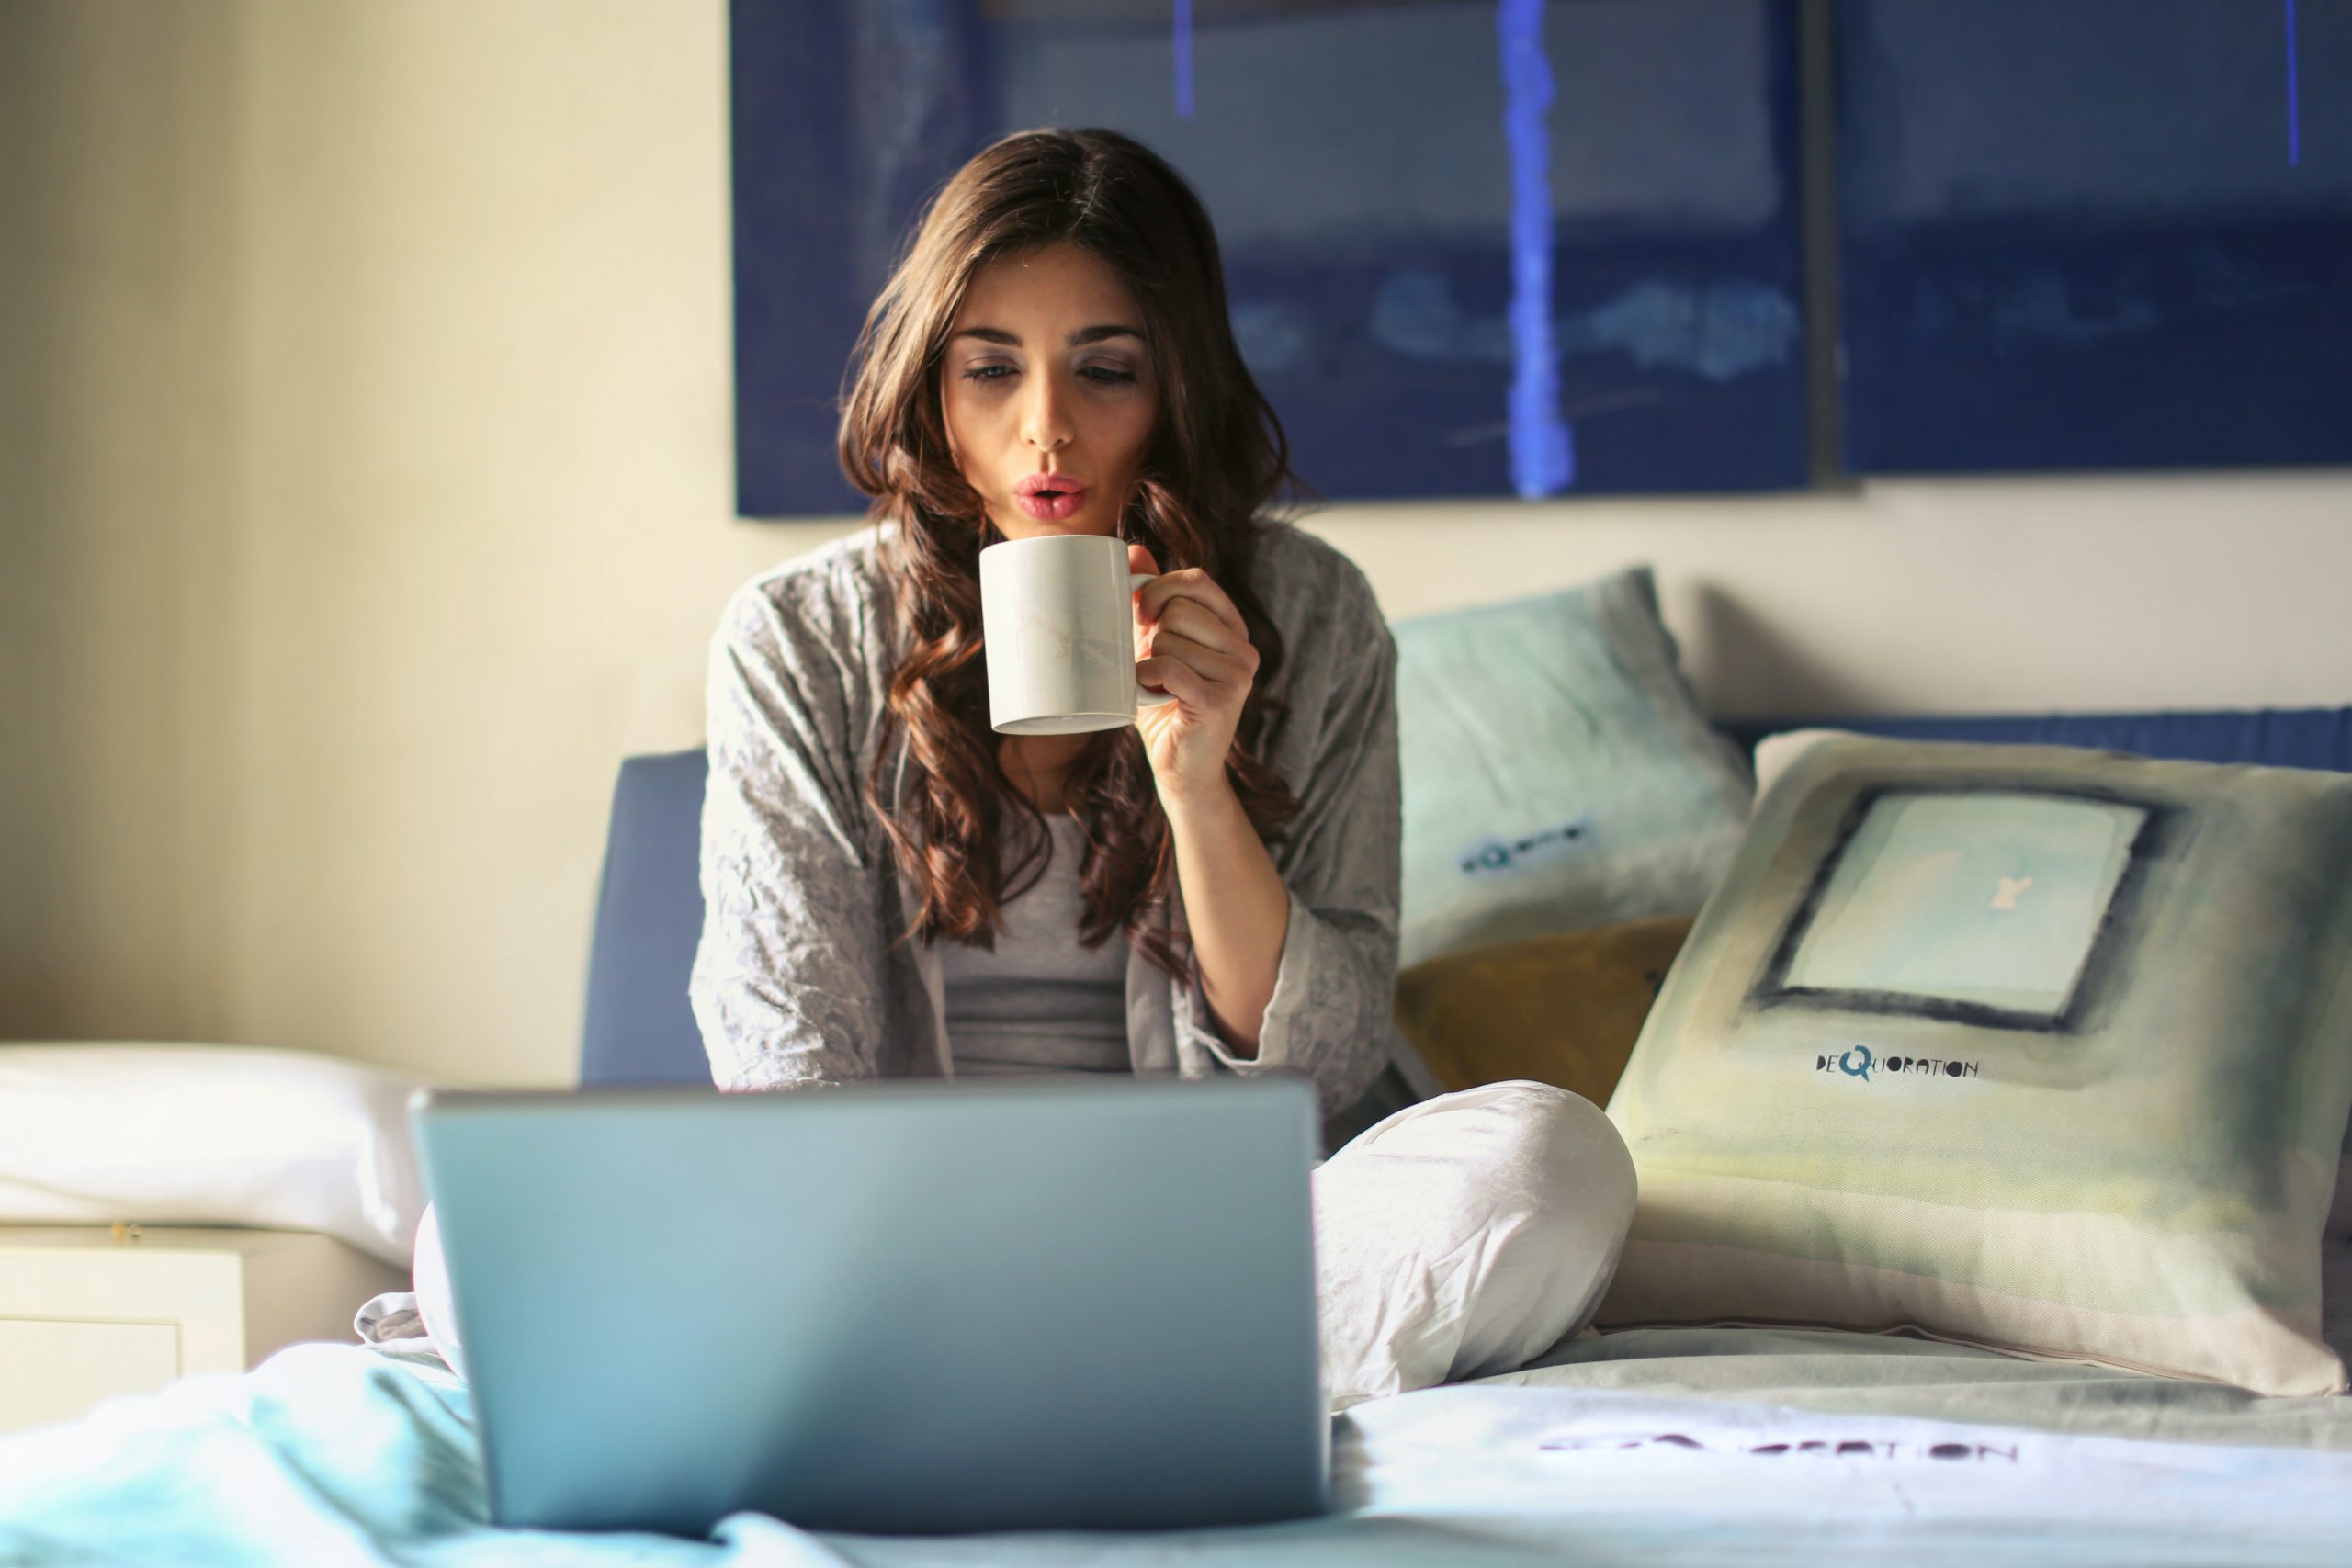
[413,1079,1635,1416]
[1312,1080,1635,1411]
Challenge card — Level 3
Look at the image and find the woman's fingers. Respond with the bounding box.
[1144,595,1250,656]
[1135,653,1213,709]
[1139,627,1258,688]
[1136,567,1247,639]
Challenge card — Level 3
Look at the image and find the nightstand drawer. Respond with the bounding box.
[0,1225,408,1438]
[0,1318,181,1434]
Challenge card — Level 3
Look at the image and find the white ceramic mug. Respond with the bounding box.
[978,533,1179,735]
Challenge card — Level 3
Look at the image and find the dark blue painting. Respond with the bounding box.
[731,0,1811,517]
[1836,0,2352,475]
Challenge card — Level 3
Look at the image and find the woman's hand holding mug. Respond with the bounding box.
[1125,542,1259,806]
[975,531,1255,807]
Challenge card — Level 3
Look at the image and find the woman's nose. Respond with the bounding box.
[1022,373,1073,452]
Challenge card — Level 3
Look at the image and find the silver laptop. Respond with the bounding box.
[409,1077,1328,1538]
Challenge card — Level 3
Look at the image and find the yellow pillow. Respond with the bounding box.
[1394,916,1695,1102]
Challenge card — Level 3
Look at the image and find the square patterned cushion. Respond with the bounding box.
[1392,565,1752,970]
[1751,727,2352,1299]
[1600,731,2352,1395]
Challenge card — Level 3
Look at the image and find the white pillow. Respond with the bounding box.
[0,1043,430,1267]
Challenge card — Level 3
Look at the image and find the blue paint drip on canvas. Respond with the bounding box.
[1174,0,1193,121]
[2286,0,2301,166]
[1498,0,1573,498]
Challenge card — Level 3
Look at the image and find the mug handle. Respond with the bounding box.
[1129,570,1177,709]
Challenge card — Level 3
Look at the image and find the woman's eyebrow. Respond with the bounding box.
[950,324,1146,347]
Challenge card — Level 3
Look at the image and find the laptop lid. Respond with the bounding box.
[410,1077,1327,1537]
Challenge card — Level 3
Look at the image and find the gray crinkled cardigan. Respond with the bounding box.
[687,519,1405,1124]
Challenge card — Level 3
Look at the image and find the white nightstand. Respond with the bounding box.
[0,1224,411,1437]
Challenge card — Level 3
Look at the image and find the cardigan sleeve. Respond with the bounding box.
[687,573,892,1092]
[1170,561,1402,1120]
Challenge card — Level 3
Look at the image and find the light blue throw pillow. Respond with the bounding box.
[1392,566,1753,970]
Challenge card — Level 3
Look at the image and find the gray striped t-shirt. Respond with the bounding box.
[937,814,1131,1077]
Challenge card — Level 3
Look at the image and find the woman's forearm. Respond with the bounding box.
[1162,779,1289,1058]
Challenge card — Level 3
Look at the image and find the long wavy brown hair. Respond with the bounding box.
[837,127,1306,979]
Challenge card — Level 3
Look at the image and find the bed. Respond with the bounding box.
[5,702,2348,1564]
[6,1314,2352,1565]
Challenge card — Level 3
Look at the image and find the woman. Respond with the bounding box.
[423,128,1634,1412]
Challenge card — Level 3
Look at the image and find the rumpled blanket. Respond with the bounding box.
[10,1325,2352,1568]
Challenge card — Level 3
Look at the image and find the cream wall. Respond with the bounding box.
[3,1,2346,1087]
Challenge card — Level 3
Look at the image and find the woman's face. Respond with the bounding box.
[939,243,1159,542]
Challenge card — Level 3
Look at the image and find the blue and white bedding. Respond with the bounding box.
[7,1318,2352,1567]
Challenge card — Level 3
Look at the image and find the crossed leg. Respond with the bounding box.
[1313,1079,1637,1413]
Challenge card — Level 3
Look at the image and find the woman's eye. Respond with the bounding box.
[959,363,1136,387]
